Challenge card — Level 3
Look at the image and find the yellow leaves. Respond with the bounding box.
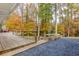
[40,22,51,32]
[5,12,36,35]
[70,28,76,36]
[20,18,37,36]
[5,13,22,31]
[24,19,36,31]
[57,24,65,35]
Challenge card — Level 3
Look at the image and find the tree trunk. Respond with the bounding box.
[54,3,58,35]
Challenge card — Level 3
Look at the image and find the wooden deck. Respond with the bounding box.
[0,32,35,51]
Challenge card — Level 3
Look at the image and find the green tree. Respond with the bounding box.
[38,3,53,36]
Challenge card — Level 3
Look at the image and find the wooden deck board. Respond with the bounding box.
[0,39,3,51]
[0,32,35,51]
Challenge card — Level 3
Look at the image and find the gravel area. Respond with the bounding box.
[14,38,79,56]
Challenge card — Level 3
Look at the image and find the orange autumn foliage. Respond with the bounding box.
[24,18,37,31]
[5,13,23,32]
